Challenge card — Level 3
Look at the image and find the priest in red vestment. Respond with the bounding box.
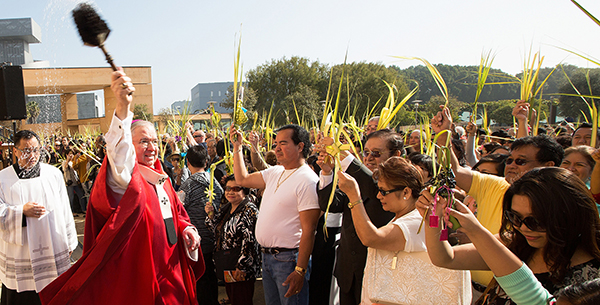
[40,68,204,305]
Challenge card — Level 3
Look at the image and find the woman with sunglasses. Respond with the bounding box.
[337,157,470,305]
[205,175,261,305]
[417,167,600,304]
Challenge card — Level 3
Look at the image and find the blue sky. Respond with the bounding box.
[2,0,600,114]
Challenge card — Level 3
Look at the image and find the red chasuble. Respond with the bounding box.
[40,159,205,305]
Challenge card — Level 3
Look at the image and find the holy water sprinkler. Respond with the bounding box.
[72,3,118,71]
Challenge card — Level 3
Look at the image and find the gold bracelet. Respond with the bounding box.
[348,199,363,209]
[294,266,306,277]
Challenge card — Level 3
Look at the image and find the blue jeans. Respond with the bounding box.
[262,250,310,305]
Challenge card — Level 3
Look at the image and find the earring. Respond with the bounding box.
[403,197,407,200]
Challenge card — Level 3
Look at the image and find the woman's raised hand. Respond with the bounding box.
[337,171,361,202]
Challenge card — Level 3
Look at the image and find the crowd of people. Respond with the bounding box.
[1,68,600,305]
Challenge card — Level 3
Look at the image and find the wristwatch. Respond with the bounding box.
[295,266,306,276]
[348,199,363,209]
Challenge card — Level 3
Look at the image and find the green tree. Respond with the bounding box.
[246,56,329,126]
[394,64,520,104]
[420,95,469,120]
[156,107,173,125]
[390,107,418,128]
[282,84,321,125]
[222,85,258,111]
[26,100,40,124]
[489,103,515,126]
[328,62,410,124]
[558,69,600,120]
[477,99,550,126]
[133,103,154,121]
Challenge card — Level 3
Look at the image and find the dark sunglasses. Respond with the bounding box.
[504,210,545,231]
[225,186,243,192]
[505,157,531,166]
[377,186,404,196]
[171,158,180,162]
[363,150,387,158]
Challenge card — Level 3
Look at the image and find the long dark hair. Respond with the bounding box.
[500,167,600,283]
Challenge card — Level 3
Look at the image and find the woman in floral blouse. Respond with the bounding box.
[206,175,261,305]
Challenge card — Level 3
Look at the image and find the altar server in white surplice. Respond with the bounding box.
[0,130,77,305]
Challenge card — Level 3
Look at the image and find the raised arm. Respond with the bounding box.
[104,69,137,199]
[512,100,529,139]
[337,171,407,252]
[184,122,198,147]
[465,121,479,167]
[444,195,551,305]
[230,125,265,189]
[414,188,488,270]
[248,131,269,171]
[431,106,474,192]
[112,68,134,120]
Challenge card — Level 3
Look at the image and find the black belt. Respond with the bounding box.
[261,247,297,254]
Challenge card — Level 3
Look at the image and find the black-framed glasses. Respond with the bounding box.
[363,150,387,159]
[225,186,243,192]
[14,147,41,155]
[194,135,203,138]
[377,186,405,196]
[504,210,545,231]
[505,157,532,166]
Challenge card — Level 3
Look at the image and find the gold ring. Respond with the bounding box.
[121,82,128,89]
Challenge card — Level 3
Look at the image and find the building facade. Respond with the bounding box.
[171,82,233,114]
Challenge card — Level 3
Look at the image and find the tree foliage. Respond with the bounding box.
[395,64,520,104]
[156,107,173,124]
[282,85,321,125]
[246,56,329,125]
[133,103,154,121]
[419,95,469,119]
[558,69,600,120]
[240,56,598,128]
[222,85,258,111]
[26,101,40,124]
[244,58,413,127]
[327,62,410,123]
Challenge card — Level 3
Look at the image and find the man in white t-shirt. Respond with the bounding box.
[230,124,320,305]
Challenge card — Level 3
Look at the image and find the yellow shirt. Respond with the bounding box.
[468,171,510,285]
[72,155,90,183]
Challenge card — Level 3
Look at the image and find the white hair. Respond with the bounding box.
[131,120,155,135]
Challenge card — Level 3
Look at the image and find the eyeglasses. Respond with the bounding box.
[193,135,204,138]
[14,147,41,155]
[505,157,532,166]
[377,186,405,196]
[138,138,159,148]
[504,210,545,231]
[363,150,387,159]
[225,186,243,192]
[171,158,180,162]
